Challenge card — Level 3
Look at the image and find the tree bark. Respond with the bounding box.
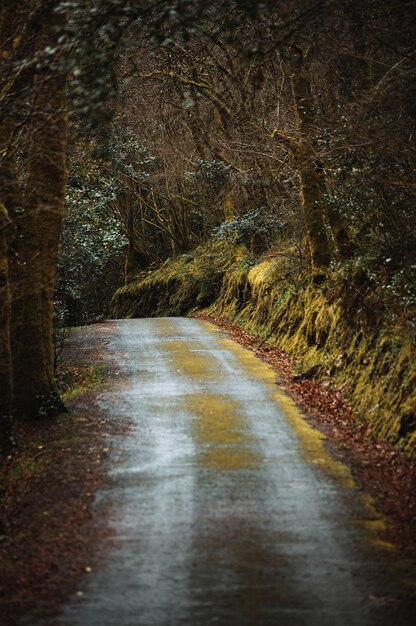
[124,194,138,284]
[0,202,13,448]
[0,115,17,437]
[12,17,67,417]
[0,0,26,444]
[290,51,331,270]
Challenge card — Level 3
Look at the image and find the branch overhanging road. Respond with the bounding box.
[47,318,416,626]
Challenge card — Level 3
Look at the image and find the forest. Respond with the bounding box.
[0,0,415,455]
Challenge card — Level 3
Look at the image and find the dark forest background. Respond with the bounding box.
[1,0,415,444]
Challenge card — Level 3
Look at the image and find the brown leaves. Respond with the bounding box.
[0,326,125,626]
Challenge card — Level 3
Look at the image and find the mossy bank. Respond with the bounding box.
[111,242,416,460]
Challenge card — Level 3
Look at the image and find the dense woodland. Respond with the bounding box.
[1,0,415,451]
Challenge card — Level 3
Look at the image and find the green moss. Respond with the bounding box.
[209,258,416,460]
[110,240,237,319]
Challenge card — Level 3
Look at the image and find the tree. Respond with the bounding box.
[0,201,13,448]
[289,47,331,269]
[0,0,68,426]
[1,0,415,448]
[56,137,127,324]
[0,0,26,442]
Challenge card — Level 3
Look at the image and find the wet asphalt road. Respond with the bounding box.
[46,319,415,625]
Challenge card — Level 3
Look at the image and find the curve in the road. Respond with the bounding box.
[30,318,416,626]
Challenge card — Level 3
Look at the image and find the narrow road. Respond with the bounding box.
[46,319,415,625]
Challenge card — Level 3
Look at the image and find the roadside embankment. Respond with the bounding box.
[111,243,416,460]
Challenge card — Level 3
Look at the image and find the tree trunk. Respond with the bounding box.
[124,195,138,284]
[0,112,18,446]
[0,0,25,444]
[12,22,67,418]
[0,108,18,437]
[290,51,331,270]
[0,202,13,448]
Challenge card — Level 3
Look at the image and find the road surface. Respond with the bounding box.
[32,318,416,625]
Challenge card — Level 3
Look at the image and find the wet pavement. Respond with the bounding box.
[37,318,416,625]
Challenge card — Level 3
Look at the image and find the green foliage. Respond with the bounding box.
[55,129,163,326]
[214,208,284,246]
[56,156,127,326]
[58,363,105,400]
[329,253,416,328]
[103,129,158,182]
[36,388,67,420]
[186,159,232,192]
